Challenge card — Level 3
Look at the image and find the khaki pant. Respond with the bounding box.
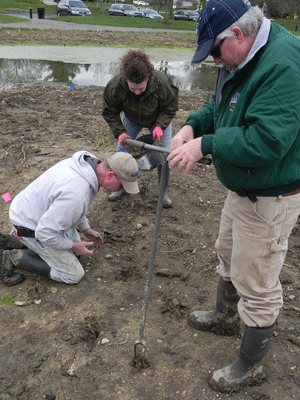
[216,190,300,327]
[18,228,85,284]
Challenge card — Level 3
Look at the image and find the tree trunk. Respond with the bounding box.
[165,0,169,23]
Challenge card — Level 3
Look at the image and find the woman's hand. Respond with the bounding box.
[118,133,130,147]
[153,126,163,145]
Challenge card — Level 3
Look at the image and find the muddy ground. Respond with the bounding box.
[0,28,196,48]
[0,74,300,399]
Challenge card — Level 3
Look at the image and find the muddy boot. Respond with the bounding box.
[209,323,275,393]
[1,249,51,286]
[1,250,26,286]
[188,277,240,335]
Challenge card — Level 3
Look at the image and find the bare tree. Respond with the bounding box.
[251,0,299,18]
[155,0,167,13]
[169,0,174,19]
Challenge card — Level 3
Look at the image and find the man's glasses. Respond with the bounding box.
[210,38,226,58]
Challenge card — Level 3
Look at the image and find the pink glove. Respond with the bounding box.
[153,126,163,145]
[118,133,130,146]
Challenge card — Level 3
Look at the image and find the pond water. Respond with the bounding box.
[0,46,218,91]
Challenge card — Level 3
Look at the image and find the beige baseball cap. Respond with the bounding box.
[107,153,140,194]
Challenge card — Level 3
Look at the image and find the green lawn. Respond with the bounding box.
[0,14,28,23]
[275,18,300,33]
[0,0,197,31]
[52,13,197,30]
[0,0,56,13]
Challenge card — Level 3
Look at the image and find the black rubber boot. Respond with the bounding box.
[1,249,51,286]
[1,250,25,286]
[158,164,172,208]
[188,277,240,335]
[209,323,275,393]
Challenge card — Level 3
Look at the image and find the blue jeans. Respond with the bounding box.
[117,113,172,152]
[117,113,172,193]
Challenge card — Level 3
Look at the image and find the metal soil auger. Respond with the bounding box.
[125,138,212,370]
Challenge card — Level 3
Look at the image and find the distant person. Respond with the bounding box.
[102,49,179,208]
[168,0,300,393]
[1,151,139,286]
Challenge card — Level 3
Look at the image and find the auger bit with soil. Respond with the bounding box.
[125,139,211,370]
[125,139,169,370]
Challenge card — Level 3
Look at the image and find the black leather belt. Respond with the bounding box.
[14,225,35,238]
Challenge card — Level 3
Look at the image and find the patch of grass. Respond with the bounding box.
[53,11,197,31]
[35,284,45,293]
[0,0,56,13]
[45,136,52,146]
[275,18,300,34]
[0,14,28,23]
[88,130,113,148]
[2,293,16,306]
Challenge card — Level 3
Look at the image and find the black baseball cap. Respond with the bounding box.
[192,0,252,64]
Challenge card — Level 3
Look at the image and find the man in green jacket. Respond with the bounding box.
[102,49,179,208]
[168,0,300,393]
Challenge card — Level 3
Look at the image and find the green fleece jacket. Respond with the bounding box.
[102,70,179,139]
[186,21,300,197]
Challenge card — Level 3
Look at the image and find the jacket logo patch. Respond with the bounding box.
[229,92,240,112]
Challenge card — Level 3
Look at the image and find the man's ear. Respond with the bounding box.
[106,170,115,181]
[231,26,244,43]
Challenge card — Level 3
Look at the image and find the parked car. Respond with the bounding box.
[140,8,163,19]
[173,10,199,21]
[133,0,149,6]
[108,4,144,17]
[57,0,91,16]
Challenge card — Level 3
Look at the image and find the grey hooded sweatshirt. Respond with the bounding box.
[9,151,100,250]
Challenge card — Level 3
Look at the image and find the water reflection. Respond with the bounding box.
[157,60,218,91]
[0,58,218,92]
